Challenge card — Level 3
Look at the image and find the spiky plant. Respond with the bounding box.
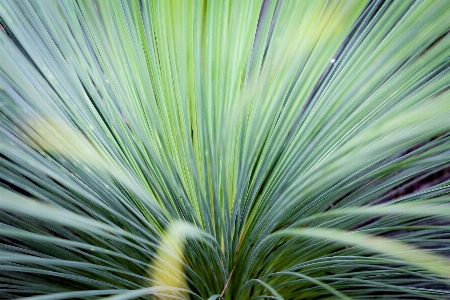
[1,0,450,299]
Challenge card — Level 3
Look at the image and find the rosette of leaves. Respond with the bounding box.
[1,0,450,299]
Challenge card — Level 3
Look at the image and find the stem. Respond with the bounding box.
[221,265,236,297]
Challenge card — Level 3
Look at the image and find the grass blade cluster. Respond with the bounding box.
[1,0,450,299]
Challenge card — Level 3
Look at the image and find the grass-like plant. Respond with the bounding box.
[1,0,450,299]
